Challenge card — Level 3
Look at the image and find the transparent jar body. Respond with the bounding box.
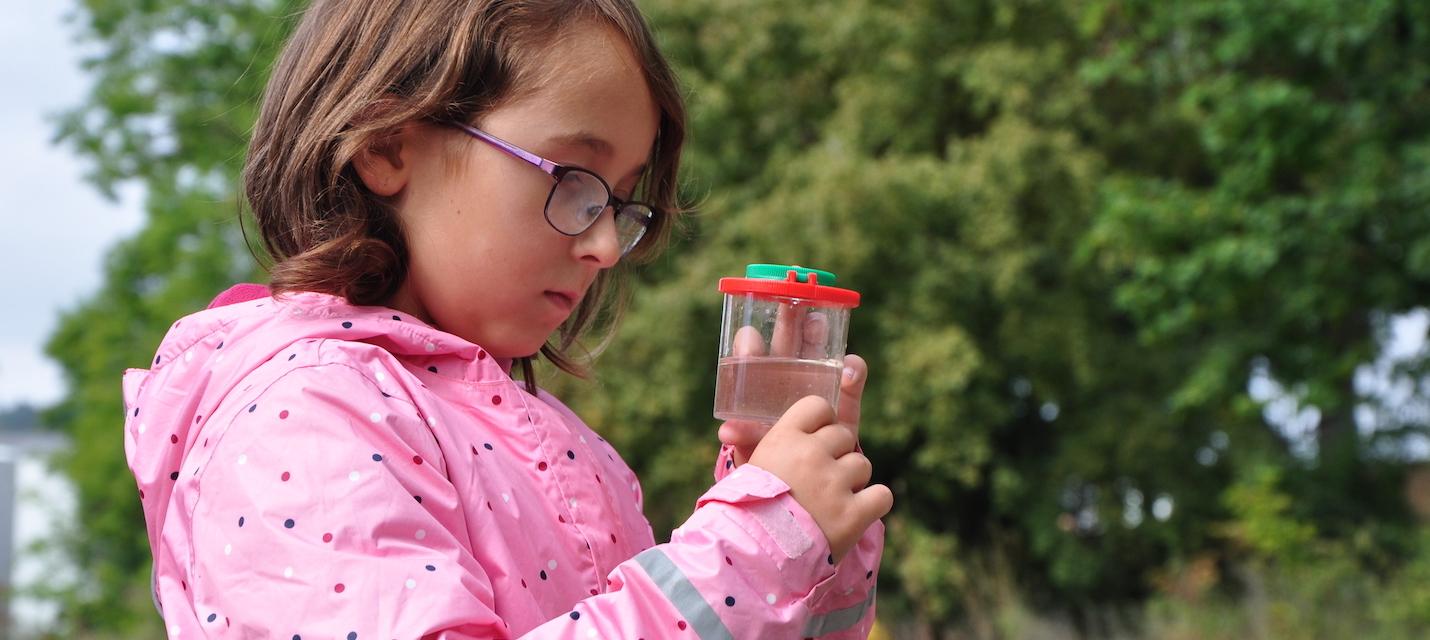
[713,292,852,424]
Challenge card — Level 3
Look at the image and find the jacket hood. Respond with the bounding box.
[122,286,513,563]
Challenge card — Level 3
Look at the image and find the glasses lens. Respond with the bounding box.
[615,205,653,255]
[546,170,609,234]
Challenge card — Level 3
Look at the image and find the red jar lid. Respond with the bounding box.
[717,264,860,308]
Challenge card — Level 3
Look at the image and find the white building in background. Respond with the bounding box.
[0,432,78,639]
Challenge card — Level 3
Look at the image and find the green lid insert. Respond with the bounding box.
[744,263,837,285]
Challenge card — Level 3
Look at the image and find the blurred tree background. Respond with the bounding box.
[44,0,1430,637]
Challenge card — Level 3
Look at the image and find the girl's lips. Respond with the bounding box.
[544,291,576,312]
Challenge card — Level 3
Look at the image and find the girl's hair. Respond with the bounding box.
[245,0,686,392]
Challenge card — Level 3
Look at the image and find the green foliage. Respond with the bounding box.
[1371,529,1430,636]
[46,0,302,633]
[1221,464,1318,560]
[48,0,1430,635]
[1144,532,1430,640]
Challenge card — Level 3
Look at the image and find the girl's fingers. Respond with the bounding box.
[811,422,858,457]
[776,395,838,435]
[836,451,874,491]
[837,354,867,433]
[852,483,895,522]
[718,420,767,447]
[770,303,804,357]
[800,312,830,359]
[732,325,766,357]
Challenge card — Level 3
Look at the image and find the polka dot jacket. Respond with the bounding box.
[123,287,884,639]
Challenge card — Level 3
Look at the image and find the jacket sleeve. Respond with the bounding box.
[180,362,877,638]
[707,444,886,639]
[514,463,877,639]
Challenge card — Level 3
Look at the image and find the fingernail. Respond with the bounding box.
[843,366,858,382]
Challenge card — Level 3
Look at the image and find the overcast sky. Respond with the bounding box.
[0,2,145,408]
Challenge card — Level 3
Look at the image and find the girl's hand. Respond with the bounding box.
[718,350,867,467]
[747,395,892,562]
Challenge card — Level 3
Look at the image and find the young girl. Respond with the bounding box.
[122,1,890,637]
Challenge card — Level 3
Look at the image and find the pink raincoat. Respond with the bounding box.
[123,287,884,638]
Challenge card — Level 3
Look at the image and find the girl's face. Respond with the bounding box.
[364,23,659,358]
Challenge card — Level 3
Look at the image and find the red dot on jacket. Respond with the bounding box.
[493,395,502,405]
[279,410,289,419]
[334,583,345,593]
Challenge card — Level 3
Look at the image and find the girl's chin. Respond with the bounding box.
[475,332,557,360]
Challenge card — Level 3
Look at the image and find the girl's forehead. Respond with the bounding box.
[522,24,648,102]
[500,25,658,157]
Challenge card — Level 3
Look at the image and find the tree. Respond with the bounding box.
[48,1,302,634]
[50,0,1430,636]
[556,0,1430,631]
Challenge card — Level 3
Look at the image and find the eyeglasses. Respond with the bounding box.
[449,122,656,257]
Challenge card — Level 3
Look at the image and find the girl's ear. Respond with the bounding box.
[354,126,411,197]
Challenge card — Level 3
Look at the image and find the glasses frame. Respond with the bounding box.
[448,122,657,256]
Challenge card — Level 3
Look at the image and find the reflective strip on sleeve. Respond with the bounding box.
[802,585,877,637]
[634,548,735,640]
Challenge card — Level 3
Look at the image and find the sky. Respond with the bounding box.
[0,2,146,409]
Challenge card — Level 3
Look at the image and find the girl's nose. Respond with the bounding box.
[574,207,622,268]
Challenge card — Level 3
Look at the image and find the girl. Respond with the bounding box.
[122,0,890,637]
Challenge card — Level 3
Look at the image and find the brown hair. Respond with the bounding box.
[244,0,686,392]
